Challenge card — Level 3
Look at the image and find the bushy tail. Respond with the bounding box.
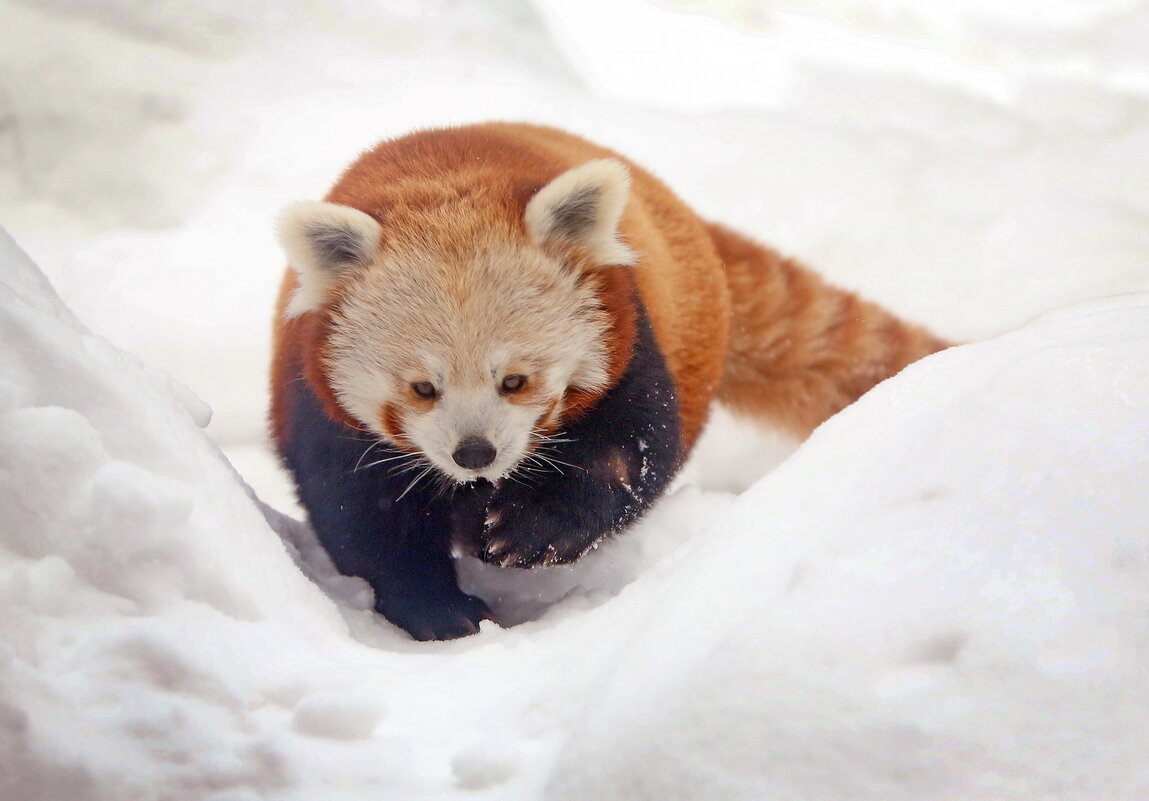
[709,223,951,437]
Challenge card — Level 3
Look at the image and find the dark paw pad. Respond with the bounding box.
[378,591,491,641]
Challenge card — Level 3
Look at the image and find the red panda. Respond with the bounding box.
[270,122,948,640]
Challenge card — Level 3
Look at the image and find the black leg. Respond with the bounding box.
[279,373,490,640]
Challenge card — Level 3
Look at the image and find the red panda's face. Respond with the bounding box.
[323,244,611,483]
[376,362,560,483]
[277,158,636,483]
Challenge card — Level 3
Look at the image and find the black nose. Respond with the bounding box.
[453,437,496,470]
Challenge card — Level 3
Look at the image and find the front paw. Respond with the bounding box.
[477,479,614,568]
[377,590,491,641]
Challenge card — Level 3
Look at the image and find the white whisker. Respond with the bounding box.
[392,457,432,476]
[397,465,436,501]
[353,439,385,472]
[521,452,564,476]
[356,449,425,473]
[354,442,398,471]
[530,451,583,473]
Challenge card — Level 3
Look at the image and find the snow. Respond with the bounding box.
[547,294,1149,799]
[2,0,1149,798]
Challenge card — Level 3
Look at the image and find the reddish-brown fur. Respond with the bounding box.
[709,223,950,435]
[271,275,358,440]
[271,122,948,454]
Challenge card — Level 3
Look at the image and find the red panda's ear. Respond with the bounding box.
[524,159,636,267]
[276,201,382,317]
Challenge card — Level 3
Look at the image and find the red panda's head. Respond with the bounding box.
[276,159,636,483]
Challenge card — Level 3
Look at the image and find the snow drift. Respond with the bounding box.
[2,226,1147,798]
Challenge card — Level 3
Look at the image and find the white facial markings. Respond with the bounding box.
[323,241,610,483]
[419,386,540,482]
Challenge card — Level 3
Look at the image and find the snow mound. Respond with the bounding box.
[2,227,1148,797]
[547,293,1149,799]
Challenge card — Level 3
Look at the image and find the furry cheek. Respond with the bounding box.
[531,396,565,438]
[378,401,421,452]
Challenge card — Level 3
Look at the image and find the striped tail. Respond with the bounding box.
[708,223,951,437]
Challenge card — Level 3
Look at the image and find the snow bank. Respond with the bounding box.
[3,228,1148,798]
[0,228,355,797]
[547,293,1149,799]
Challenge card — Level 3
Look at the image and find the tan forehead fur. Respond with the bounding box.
[328,235,612,391]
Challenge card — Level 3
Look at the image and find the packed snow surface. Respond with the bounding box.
[3,0,1149,798]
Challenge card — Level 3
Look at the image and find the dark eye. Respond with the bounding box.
[500,374,528,394]
[411,381,437,399]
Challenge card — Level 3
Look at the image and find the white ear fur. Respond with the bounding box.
[277,201,383,317]
[524,158,636,266]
